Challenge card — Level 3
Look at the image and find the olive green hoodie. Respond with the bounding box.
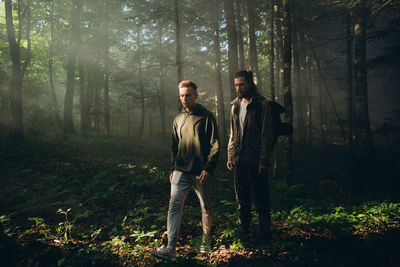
[171,104,220,175]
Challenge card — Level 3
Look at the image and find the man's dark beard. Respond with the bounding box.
[238,88,252,99]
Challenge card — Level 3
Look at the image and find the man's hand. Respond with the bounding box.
[169,173,173,183]
[258,165,268,174]
[198,170,210,184]
[226,161,234,171]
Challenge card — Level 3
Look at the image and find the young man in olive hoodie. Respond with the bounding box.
[152,80,219,260]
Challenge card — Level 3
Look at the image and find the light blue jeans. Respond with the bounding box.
[167,170,213,249]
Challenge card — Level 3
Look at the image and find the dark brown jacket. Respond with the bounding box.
[227,94,274,167]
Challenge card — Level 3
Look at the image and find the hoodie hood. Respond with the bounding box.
[182,103,207,116]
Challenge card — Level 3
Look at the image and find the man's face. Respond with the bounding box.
[179,86,198,110]
[234,77,250,99]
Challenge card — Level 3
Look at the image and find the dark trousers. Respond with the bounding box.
[234,161,271,234]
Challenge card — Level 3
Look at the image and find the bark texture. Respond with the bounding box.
[5,0,32,141]
[224,0,239,100]
[354,0,373,151]
[64,0,81,135]
[282,0,293,184]
[213,0,227,145]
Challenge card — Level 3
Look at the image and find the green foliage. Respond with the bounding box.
[26,217,52,240]
[130,230,157,243]
[0,138,399,266]
[56,209,73,243]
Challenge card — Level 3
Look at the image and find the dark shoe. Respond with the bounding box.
[151,246,176,261]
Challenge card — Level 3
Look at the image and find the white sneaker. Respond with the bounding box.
[151,246,176,261]
[199,235,211,254]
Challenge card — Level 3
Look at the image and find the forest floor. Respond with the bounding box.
[0,136,399,266]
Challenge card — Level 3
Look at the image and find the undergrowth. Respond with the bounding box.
[0,137,399,266]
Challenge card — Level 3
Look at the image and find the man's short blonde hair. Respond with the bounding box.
[178,80,197,91]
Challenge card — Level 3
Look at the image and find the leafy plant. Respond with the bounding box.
[56,208,73,243]
[130,230,157,243]
[25,217,51,240]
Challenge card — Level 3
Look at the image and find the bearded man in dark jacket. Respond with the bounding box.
[227,70,274,241]
[152,80,219,260]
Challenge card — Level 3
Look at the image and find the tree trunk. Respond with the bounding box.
[213,0,227,145]
[224,0,239,100]
[78,58,87,138]
[282,0,293,185]
[94,81,100,136]
[269,0,275,102]
[158,26,167,140]
[148,104,153,137]
[48,0,61,126]
[308,34,347,149]
[174,0,183,83]
[127,96,131,138]
[137,27,145,139]
[275,0,283,101]
[86,64,96,132]
[293,30,306,144]
[346,0,354,151]
[5,0,32,141]
[246,0,261,91]
[300,31,311,145]
[305,47,313,144]
[64,0,81,135]
[104,49,110,137]
[235,0,245,70]
[270,0,279,178]
[318,77,327,146]
[354,0,373,151]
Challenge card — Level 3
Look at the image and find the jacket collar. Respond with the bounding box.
[231,94,259,106]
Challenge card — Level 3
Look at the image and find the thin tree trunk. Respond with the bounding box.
[308,34,348,149]
[270,0,275,102]
[300,31,311,145]
[213,0,227,145]
[48,0,60,126]
[174,0,183,83]
[270,0,279,178]
[137,27,145,139]
[104,49,110,137]
[64,0,81,135]
[318,76,327,146]
[94,81,100,136]
[103,0,111,137]
[246,0,261,91]
[86,65,95,132]
[5,0,32,141]
[346,0,354,151]
[305,48,313,144]
[127,97,131,138]
[293,30,306,144]
[282,0,293,184]
[235,0,245,70]
[224,0,239,100]
[148,104,153,137]
[158,26,167,140]
[354,0,373,151]
[275,0,283,101]
[78,58,87,138]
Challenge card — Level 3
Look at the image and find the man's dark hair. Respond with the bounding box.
[178,80,197,91]
[234,70,258,94]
